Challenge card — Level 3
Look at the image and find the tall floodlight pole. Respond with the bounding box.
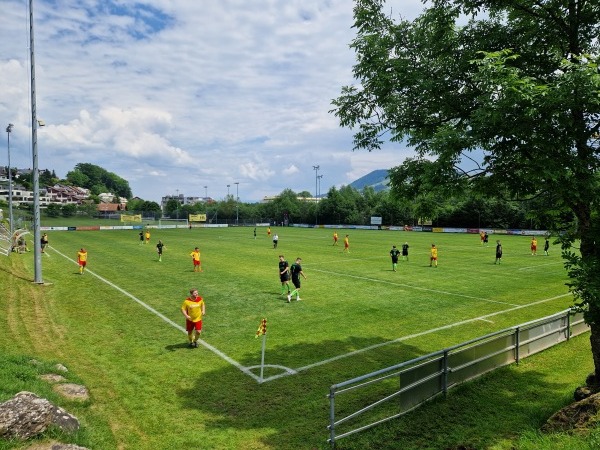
[318,174,323,199]
[6,124,14,238]
[29,0,43,284]
[313,165,320,225]
[227,184,230,198]
[234,181,239,225]
[204,185,208,200]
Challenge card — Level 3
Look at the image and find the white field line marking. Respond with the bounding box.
[518,261,564,271]
[309,267,519,306]
[50,247,261,382]
[291,293,572,375]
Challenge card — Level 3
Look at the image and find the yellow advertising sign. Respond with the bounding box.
[189,214,207,222]
[120,214,142,223]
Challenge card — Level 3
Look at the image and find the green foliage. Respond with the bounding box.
[66,163,132,199]
[61,203,77,218]
[163,199,181,218]
[334,0,600,376]
[45,203,61,218]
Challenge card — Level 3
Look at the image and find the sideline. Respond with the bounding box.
[49,246,262,382]
[286,293,572,378]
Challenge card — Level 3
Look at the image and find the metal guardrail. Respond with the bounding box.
[327,309,588,446]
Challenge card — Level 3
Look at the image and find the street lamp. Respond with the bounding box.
[234,181,239,225]
[313,165,320,225]
[5,124,14,237]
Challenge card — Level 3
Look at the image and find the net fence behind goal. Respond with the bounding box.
[0,223,10,256]
[157,218,189,229]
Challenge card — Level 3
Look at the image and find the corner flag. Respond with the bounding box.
[255,318,267,338]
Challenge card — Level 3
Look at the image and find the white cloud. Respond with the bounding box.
[0,0,426,202]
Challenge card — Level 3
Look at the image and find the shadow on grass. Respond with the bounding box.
[0,265,33,283]
[176,334,579,450]
[164,342,194,352]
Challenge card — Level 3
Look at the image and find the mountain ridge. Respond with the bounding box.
[348,169,389,192]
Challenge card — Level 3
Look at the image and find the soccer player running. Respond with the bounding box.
[333,231,338,246]
[287,257,307,302]
[156,240,165,262]
[190,247,202,272]
[343,235,350,253]
[390,245,401,272]
[278,255,291,297]
[429,244,438,267]
[145,230,151,244]
[181,288,205,348]
[77,248,88,274]
[40,233,49,253]
[402,242,409,261]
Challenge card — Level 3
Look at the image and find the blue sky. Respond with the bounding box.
[0,0,426,202]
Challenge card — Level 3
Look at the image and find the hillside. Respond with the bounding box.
[348,169,389,192]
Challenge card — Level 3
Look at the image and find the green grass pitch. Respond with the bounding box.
[41,226,570,380]
[2,225,578,449]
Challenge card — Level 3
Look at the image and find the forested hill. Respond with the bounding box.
[348,169,389,192]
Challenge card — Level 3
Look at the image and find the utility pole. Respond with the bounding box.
[313,165,320,225]
[234,181,239,225]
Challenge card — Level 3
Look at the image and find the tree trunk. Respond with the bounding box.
[590,325,600,386]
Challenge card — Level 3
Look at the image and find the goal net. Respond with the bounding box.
[0,222,10,256]
[158,218,189,229]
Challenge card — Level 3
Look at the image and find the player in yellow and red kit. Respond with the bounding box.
[181,289,206,348]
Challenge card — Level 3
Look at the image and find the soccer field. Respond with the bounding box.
[40,226,571,383]
[1,225,580,449]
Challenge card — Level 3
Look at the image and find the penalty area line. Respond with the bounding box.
[50,247,260,382]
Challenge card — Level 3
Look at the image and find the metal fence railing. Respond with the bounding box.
[327,309,588,446]
[0,222,10,256]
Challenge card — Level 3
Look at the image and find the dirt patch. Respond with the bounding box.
[53,384,89,401]
[543,393,600,433]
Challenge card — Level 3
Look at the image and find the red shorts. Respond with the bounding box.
[531,245,537,251]
[193,260,200,266]
[186,320,202,332]
[78,261,87,267]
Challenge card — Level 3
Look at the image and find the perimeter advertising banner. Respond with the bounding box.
[189,214,207,222]
[120,214,142,222]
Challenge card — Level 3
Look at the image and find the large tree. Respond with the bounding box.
[332,0,600,384]
[66,163,133,199]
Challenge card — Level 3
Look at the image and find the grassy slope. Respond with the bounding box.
[0,225,595,449]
